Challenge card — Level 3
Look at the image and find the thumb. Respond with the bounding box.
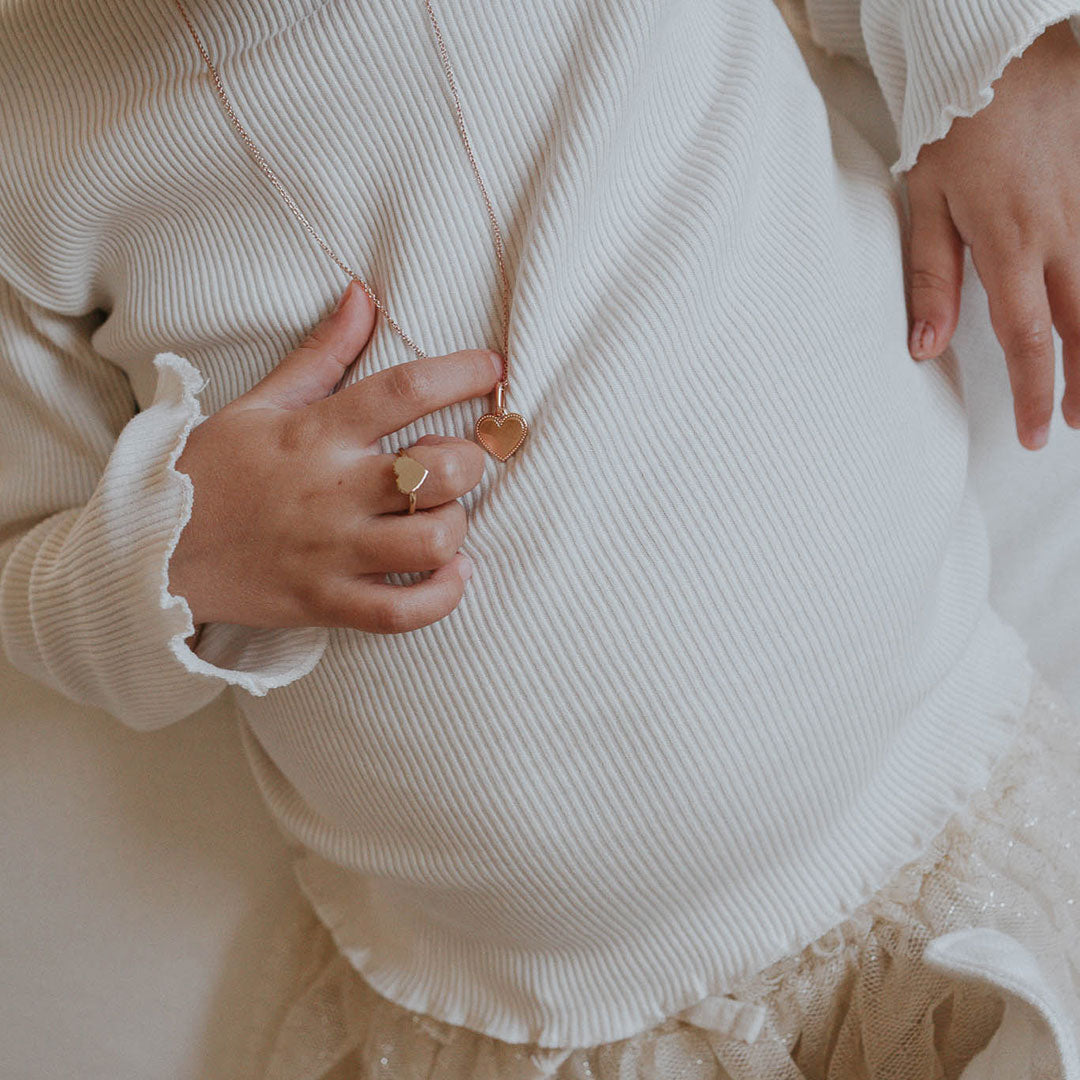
[240,280,377,410]
[906,178,965,361]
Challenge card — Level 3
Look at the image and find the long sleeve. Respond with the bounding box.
[0,275,328,731]
[800,0,1080,175]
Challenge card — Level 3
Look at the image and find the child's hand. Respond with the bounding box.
[169,280,499,635]
[904,17,1080,450]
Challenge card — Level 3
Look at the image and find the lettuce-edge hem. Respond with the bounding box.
[891,10,1080,177]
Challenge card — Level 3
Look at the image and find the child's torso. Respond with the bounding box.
[0,0,1036,1045]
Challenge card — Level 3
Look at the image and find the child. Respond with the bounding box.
[1,1,1079,1077]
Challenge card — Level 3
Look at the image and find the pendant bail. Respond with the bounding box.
[494,379,507,416]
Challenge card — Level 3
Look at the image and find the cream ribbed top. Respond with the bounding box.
[1,0,1070,1049]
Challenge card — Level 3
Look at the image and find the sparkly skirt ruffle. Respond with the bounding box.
[239,672,1080,1080]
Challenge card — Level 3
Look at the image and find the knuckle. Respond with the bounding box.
[294,338,348,376]
[386,363,432,407]
[292,528,328,558]
[307,322,333,345]
[987,213,1028,254]
[1007,198,1043,239]
[1015,391,1054,423]
[292,575,339,621]
[438,450,471,492]
[909,266,955,297]
[1005,319,1054,361]
[369,595,414,635]
[274,411,305,455]
[443,443,486,490]
[275,410,319,457]
[295,329,330,358]
[303,317,352,353]
[418,517,458,565]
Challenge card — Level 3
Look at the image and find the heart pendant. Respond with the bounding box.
[393,452,429,493]
[475,411,528,461]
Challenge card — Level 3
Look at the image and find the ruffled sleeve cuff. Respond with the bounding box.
[863,1,1080,177]
[153,351,328,701]
[0,350,328,731]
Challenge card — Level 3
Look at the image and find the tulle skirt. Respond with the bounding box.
[239,671,1080,1080]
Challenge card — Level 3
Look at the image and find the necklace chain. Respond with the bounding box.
[171,0,512,393]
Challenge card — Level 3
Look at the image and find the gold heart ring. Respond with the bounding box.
[393,448,430,515]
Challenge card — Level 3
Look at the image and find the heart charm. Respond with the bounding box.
[393,452,429,494]
[475,411,528,461]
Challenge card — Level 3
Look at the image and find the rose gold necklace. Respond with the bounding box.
[172,0,528,462]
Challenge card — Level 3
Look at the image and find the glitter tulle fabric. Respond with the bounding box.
[239,672,1080,1080]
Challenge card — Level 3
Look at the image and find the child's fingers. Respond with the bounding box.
[1043,256,1080,429]
[972,241,1056,450]
[905,178,965,361]
[323,553,474,635]
[241,280,377,411]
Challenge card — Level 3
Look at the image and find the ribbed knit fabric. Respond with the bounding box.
[0,0,1071,1049]
[804,0,1080,175]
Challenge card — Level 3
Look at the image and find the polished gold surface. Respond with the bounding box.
[475,412,528,461]
[394,450,430,513]
[393,452,430,494]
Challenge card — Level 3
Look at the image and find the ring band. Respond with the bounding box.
[393,448,430,515]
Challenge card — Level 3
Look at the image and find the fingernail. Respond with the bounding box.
[1028,422,1050,450]
[488,352,504,379]
[335,281,353,313]
[910,320,935,358]
[458,553,474,581]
